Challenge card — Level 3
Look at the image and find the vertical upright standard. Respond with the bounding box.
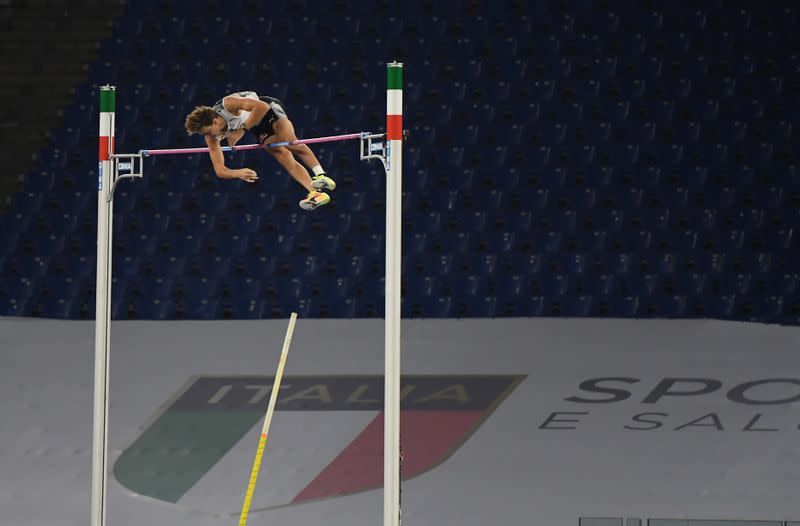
[92,85,115,526]
[90,64,403,525]
[384,61,403,526]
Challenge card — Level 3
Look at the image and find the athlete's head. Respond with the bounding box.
[184,106,225,136]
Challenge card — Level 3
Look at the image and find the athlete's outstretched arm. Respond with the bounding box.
[205,134,258,183]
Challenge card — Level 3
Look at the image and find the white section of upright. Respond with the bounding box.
[384,137,403,526]
[386,89,402,115]
[92,91,114,526]
[98,112,110,135]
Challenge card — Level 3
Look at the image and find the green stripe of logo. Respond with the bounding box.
[114,411,261,503]
[100,88,116,112]
[387,66,402,90]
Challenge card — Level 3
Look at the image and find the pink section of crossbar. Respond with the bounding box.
[140,132,365,156]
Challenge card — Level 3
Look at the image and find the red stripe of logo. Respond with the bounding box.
[291,410,482,503]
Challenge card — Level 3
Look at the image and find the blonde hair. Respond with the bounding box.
[184,106,218,135]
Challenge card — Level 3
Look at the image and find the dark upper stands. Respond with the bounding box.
[1,1,798,322]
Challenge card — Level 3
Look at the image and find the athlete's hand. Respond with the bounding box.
[234,168,258,183]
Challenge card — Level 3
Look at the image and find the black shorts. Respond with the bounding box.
[250,95,288,143]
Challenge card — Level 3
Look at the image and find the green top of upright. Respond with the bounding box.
[387,62,403,90]
[100,85,116,112]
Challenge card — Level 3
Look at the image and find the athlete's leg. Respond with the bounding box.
[263,136,330,210]
[263,139,314,192]
[272,118,322,169]
[271,117,336,191]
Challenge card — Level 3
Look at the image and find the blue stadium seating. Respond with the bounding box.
[1,3,798,323]
[178,297,220,319]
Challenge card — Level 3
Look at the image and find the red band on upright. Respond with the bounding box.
[99,137,110,160]
[387,115,403,141]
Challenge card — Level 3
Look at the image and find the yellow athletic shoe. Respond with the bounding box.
[311,173,336,191]
[299,190,330,211]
